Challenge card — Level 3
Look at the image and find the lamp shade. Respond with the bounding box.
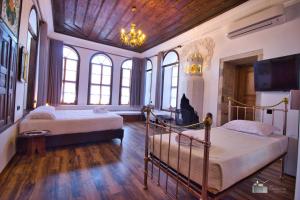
[290,90,300,110]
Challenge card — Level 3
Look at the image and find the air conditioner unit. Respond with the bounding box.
[227,5,285,39]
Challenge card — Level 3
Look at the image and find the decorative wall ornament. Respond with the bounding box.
[1,0,22,36]
[181,37,215,75]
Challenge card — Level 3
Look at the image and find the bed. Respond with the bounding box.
[150,127,288,193]
[143,97,289,199]
[19,108,124,148]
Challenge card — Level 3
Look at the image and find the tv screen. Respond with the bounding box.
[254,54,300,91]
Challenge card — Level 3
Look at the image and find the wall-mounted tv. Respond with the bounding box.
[254,54,300,91]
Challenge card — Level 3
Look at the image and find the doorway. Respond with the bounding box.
[26,35,37,110]
[217,50,263,125]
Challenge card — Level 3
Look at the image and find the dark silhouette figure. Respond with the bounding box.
[179,94,199,125]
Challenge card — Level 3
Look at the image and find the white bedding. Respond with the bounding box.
[150,127,288,193]
[19,110,123,135]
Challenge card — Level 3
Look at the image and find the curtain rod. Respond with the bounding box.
[65,44,132,59]
[147,45,182,59]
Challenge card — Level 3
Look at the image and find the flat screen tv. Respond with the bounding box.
[254,54,300,91]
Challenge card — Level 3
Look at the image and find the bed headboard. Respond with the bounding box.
[228,97,288,136]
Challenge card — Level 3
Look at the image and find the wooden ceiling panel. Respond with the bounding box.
[52,0,247,52]
[74,0,89,29]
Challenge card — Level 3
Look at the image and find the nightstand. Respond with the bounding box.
[18,130,49,156]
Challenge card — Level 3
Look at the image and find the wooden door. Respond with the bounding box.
[236,65,256,105]
[26,38,37,110]
[0,23,17,132]
[235,65,256,120]
[7,41,17,124]
[220,63,238,125]
[0,28,11,130]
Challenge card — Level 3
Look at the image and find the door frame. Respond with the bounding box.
[217,49,263,126]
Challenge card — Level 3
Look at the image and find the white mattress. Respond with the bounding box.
[19,110,123,135]
[150,127,288,193]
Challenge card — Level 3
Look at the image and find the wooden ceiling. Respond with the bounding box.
[52,0,247,52]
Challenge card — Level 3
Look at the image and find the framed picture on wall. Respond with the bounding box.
[1,0,22,36]
[18,46,28,82]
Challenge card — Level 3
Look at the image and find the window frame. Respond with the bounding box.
[25,6,39,110]
[161,50,180,111]
[119,59,133,105]
[61,45,80,105]
[145,58,153,105]
[87,52,113,105]
[28,6,39,40]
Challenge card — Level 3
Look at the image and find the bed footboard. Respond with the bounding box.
[143,106,212,200]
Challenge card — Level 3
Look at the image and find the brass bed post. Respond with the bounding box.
[144,106,151,189]
[228,97,232,122]
[202,113,212,200]
[281,98,289,178]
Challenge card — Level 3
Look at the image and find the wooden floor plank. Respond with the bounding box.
[0,122,295,200]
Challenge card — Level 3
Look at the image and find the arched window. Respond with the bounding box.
[61,46,79,104]
[162,50,179,110]
[144,59,153,105]
[29,8,38,36]
[25,7,39,110]
[88,53,113,105]
[120,59,132,105]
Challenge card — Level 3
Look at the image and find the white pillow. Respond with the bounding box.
[93,107,108,114]
[222,120,280,136]
[35,105,55,112]
[28,106,56,120]
[28,111,56,120]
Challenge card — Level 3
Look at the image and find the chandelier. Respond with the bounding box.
[120,6,146,47]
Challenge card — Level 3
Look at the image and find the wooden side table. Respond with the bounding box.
[18,130,49,156]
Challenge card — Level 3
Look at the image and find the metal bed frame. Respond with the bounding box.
[143,97,288,200]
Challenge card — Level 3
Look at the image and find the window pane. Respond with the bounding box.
[121,87,130,97]
[92,64,101,75]
[29,9,38,35]
[63,46,78,60]
[145,71,152,105]
[122,60,132,69]
[65,59,77,71]
[122,78,130,87]
[92,54,112,66]
[90,94,100,104]
[146,60,152,70]
[162,65,177,110]
[101,86,110,95]
[101,96,110,105]
[171,88,177,108]
[63,93,75,104]
[64,82,76,93]
[91,74,101,84]
[90,85,100,95]
[102,75,111,85]
[172,77,178,87]
[65,70,77,81]
[163,51,178,65]
[123,69,131,78]
[102,66,111,76]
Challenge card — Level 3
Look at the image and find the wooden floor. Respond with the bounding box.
[0,122,295,200]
